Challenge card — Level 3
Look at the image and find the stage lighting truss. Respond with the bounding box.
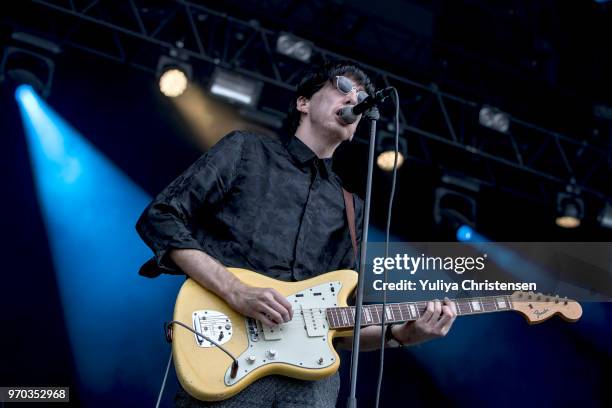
[156,55,192,97]
[19,0,612,207]
[209,68,262,108]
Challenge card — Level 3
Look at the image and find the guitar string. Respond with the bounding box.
[197,299,511,326]
[198,296,564,331]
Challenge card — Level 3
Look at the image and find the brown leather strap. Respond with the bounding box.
[342,188,358,261]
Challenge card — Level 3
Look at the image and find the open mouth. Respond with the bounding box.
[335,110,348,125]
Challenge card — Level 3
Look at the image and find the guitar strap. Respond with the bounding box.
[342,188,358,261]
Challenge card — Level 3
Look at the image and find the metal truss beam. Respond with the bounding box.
[18,0,612,201]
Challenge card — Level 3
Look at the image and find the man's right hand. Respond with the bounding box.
[227,281,293,327]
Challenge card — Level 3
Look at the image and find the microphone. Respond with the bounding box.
[338,87,393,125]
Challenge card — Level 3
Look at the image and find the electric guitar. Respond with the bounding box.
[169,268,582,401]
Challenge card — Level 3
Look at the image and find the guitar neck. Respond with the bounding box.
[326,295,513,329]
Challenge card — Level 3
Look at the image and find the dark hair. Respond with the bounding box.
[285,60,375,135]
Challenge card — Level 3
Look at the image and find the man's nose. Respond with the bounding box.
[344,89,359,105]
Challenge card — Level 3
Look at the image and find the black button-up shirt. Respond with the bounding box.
[136,130,363,281]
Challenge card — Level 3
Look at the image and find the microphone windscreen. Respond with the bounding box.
[339,106,358,125]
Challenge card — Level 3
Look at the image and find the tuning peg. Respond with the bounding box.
[554,295,560,304]
[564,296,568,305]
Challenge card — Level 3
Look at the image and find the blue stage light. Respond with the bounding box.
[456,225,472,241]
[15,84,181,405]
[456,224,487,242]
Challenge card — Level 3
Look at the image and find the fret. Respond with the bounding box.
[408,303,417,319]
[395,304,403,322]
[385,305,392,321]
[328,308,335,328]
[364,306,372,324]
[389,305,396,322]
[465,300,474,314]
[454,301,463,315]
[399,303,409,320]
[326,295,518,330]
[400,303,412,321]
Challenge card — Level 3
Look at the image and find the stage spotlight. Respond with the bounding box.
[276,32,313,63]
[434,186,477,240]
[479,105,510,134]
[1,46,56,98]
[159,68,188,97]
[209,68,262,107]
[156,55,192,97]
[598,202,612,229]
[376,132,407,172]
[556,192,584,228]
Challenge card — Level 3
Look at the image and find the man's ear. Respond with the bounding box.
[296,96,309,114]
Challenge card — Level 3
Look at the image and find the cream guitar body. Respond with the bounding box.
[171,268,357,402]
[170,268,582,402]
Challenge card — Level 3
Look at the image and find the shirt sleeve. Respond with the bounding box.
[136,130,247,274]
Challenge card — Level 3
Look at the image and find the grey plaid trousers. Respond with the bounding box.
[174,373,340,408]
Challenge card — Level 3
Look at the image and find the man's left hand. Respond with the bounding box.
[391,298,457,346]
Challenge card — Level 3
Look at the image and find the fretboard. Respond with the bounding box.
[326,295,513,329]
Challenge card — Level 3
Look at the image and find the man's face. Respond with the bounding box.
[299,76,365,142]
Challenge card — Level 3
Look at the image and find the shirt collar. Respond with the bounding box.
[284,135,334,176]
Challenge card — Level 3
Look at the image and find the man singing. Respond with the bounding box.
[137,60,457,407]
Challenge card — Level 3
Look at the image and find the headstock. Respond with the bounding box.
[510,291,582,324]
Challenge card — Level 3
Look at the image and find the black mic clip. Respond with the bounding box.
[338,87,393,125]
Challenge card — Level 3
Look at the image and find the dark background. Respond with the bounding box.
[1,1,611,407]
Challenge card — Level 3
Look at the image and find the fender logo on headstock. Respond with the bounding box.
[533,308,550,318]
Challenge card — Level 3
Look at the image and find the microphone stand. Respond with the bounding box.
[347,106,380,408]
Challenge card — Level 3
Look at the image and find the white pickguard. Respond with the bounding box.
[223,280,343,385]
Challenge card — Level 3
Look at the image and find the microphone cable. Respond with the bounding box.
[374,87,401,408]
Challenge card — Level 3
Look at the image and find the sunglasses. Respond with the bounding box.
[334,76,369,104]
